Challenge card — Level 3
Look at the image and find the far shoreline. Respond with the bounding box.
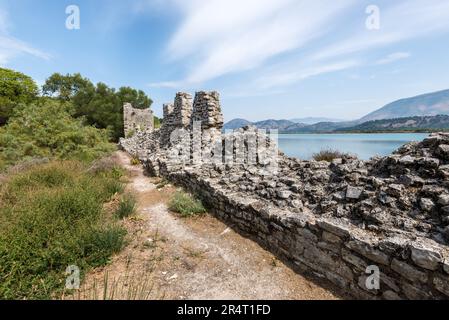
[277,131,437,135]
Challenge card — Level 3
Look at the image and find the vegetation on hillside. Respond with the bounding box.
[0,100,114,170]
[336,115,449,133]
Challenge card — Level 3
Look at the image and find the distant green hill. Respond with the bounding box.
[337,115,449,133]
[360,89,449,122]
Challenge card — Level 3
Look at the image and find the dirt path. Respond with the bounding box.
[77,151,341,300]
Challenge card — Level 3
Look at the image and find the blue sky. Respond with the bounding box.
[1,0,449,122]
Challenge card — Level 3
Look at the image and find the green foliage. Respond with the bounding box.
[115,194,137,219]
[169,190,206,217]
[42,73,94,102]
[154,116,161,129]
[312,149,349,162]
[0,99,115,170]
[43,72,153,141]
[0,68,38,125]
[0,161,127,299]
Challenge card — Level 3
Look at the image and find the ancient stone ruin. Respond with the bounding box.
[123,102,154,137]
[120,91,449,300]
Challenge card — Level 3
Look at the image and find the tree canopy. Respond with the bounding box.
[0,68,38,125]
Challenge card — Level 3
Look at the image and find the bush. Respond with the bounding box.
[168,191,206,217]
[312,149,349,162]
[115,194,137,219]
[0,99,115,171]
[0,161,127,299]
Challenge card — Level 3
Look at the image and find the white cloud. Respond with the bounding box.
[165,0,356,84]
[376,52,411,65]
[314,0,449,61]
[0,8,50,66]
[256,60,361,89]
[147,81,182,89]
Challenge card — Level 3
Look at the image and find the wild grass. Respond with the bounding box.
[63,270,154,300]
[168,190,206,217]
[0,160,127,300]
[130,155,140,166]
[312,149,350,162]
[115,194,137,219]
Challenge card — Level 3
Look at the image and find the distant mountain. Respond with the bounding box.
[360,89,449,122]
[223,118,296,130]
[223,118,252,130]
[254,119,295,130]
[290,117,344,125]
[337,115,449,132]
[282,121,357,133]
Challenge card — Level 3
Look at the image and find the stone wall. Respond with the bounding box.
[167,166,449,300]
[123,103,154,137]
[119,91,449,300]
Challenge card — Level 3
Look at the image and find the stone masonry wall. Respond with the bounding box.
[167,167,449,300]
[123,103,154,137]
[120,92,449,300]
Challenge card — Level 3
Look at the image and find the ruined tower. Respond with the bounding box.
[123,103,154,137]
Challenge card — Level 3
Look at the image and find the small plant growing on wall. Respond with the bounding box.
[126,129,135,139]
[130,155,140,166]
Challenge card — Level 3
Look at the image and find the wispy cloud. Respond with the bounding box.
[147,81,182,89]
[256,60,361,89]
[0,7,50,66]
[376,52,411,65]
[164,0,355,84]
[314,0,449,61]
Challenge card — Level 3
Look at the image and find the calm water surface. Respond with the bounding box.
[278,133,430,160]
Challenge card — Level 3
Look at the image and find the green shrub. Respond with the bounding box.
[168,191,206,217]
[0,161,127,300]
[312,149,349,162]
[115,194,137,219]
[0,99,115,171]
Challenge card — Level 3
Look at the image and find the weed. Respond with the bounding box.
[168,190,206,217]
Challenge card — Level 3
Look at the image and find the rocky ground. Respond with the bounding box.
[73,151,341,300]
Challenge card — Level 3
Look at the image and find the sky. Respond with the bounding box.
[1,0,449,122]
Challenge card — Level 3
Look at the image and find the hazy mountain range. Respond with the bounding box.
[224,89,449,133]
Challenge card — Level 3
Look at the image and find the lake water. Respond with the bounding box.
[278,133,430,160]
